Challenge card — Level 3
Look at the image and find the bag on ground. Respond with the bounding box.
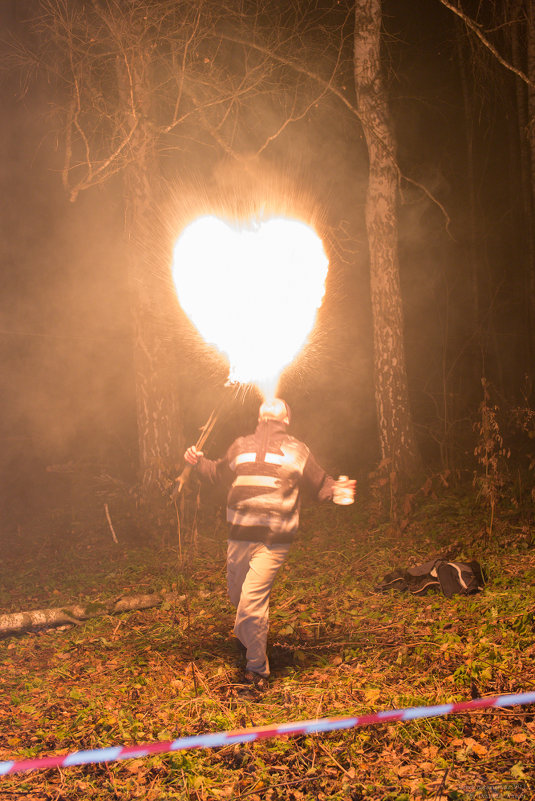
[376,559,486,598]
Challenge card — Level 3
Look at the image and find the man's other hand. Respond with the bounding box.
[184,446,203,465]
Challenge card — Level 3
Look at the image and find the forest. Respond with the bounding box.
[0,0,534,799]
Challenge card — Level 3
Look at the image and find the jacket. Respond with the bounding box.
[195,419,334,544]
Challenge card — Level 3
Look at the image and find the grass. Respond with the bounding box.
[0,490,534,800]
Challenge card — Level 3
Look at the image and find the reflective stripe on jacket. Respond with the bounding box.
[195,419,334,544]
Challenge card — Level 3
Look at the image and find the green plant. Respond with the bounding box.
[473,378,510,536]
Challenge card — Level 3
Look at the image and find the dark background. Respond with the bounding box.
[0,0,531,530]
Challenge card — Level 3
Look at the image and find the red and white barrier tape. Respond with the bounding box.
[1,692,534,776]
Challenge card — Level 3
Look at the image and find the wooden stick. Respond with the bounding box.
[174,407,219,496]
[104,503,119,544]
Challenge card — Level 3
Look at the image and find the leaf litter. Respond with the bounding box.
[0,495,534,800]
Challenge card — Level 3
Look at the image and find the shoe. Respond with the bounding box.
[243,670,269,692]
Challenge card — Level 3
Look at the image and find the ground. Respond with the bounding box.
[0,489,534,800]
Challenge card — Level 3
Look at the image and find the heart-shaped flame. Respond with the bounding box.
[172,215,328,395]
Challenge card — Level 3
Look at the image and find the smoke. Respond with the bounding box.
[0,68,136,524]
[0,0,377,527]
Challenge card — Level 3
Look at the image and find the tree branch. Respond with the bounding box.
[437,0,535,88]
[219,30,453,230]
[218,30,362,123]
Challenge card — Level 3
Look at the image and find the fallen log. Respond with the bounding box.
[0,591,186,638]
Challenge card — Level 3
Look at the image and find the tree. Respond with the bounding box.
[507,0,535,369]
[13,0,424,496]
[16,0,289,497]
[353,0,420,477]
[439,0,535,379]
[221,1,421,481]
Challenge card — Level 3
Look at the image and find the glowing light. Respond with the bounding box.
[172,215,328,395]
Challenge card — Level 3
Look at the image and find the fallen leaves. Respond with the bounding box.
[0,508,534,801]
[364,687,381,704]
[457,737,489,758]
[511,731,527,743]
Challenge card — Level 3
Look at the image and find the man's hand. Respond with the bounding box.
[184,446,203,465]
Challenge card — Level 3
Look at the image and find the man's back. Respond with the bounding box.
[226,420,311,541]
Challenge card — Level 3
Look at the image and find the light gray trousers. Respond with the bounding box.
[227,540,290,677]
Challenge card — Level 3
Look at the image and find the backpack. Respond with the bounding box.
[376,559,486,598]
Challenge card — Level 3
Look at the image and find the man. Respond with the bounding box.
[184,397,355,691]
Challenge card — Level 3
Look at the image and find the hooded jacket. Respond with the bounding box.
[195,419,335,544]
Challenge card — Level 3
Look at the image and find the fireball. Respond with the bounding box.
[172,215,328,398]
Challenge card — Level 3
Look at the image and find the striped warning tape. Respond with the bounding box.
[1,691,534,776]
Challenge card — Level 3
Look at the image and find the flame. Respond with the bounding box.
[172,215,328,397]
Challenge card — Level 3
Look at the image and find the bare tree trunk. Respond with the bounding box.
[507,0,535,376]
[120,52,183,495]
[353,0,419,478]
[125,162,183,495]
[455,19,483,378]
[0,591,185,637]
[526,2,535,366]
[509,0,532,373]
